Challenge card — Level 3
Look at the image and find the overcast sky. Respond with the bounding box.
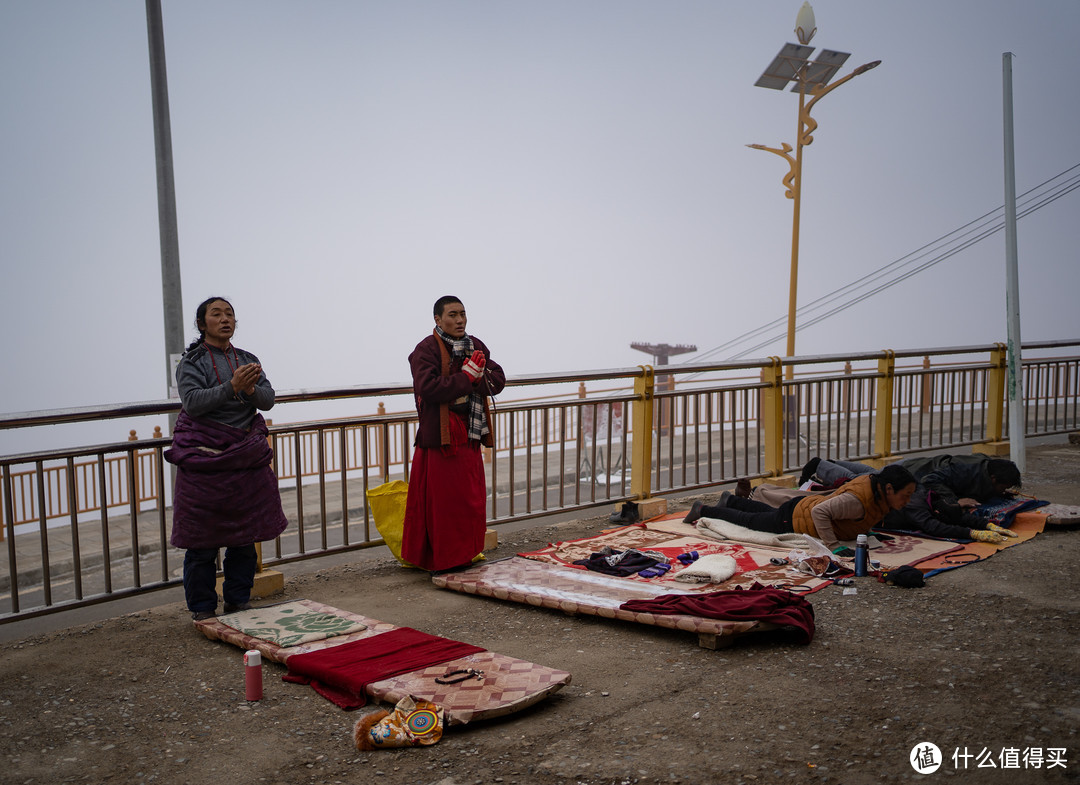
[1,0,1078,450]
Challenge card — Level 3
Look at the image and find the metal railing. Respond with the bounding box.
[2,340,1077,622]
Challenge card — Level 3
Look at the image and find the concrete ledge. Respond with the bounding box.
[636,497,668,520]
[612,498,668,521]
[216,568,285,601]
[759,474,798,489]
[861,456,901,469]
[972,441,1011,457]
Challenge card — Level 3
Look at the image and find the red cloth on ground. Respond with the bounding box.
[401,420,487,571]
[619,582,816,644]
[283,628,486,710]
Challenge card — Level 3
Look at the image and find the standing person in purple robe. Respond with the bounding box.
[165,297,288,621]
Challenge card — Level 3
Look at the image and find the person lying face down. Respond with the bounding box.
[796,454,1022,544]
[683,465,917,555]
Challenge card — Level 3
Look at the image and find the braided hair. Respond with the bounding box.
[183,296,233,355]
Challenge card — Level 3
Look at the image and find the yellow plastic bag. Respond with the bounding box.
[365,481,415,567]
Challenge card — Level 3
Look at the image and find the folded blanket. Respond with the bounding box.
[696,517,812,549]
[619,582,816,644]
[674,553,737,584]
[283,628,485,710]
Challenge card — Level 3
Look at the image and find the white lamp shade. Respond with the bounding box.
[795,2,817,45]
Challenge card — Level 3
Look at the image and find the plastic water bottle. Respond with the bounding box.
[244,649,263,701]
[854,534,869,577]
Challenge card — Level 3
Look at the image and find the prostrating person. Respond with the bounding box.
[683,465,917,556]
[798,454,1022,543]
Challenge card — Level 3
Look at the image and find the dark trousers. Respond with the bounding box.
[700,496,802,535]
[182,544,258,613]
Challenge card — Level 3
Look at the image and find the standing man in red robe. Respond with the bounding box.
[401,296,506,572]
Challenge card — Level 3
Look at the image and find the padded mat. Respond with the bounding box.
[858,533,964,573]
[195,599,570,724]
[519,519,835,595]
[432,556,781,649]
[216,600,368,647]
[899,511,1046,576]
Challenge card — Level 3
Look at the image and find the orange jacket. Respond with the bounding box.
[791,474,892,542]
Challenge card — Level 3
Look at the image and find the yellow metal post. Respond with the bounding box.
[920,355,932,412]
[762,358,785,477]
[985,343,1008,443]
[629,366,655,500]
[874,351,896,458]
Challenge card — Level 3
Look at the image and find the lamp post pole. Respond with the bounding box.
[748,3,879,381]
[1002,52,1025,472]
[146,0,184,421]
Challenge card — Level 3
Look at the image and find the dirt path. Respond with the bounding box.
[2,441,1078,785]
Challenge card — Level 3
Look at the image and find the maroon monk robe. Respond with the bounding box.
[401,414,486,572]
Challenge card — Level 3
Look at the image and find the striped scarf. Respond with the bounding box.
[435,326,489,442]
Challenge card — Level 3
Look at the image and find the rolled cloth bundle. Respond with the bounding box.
[696,517,812,549]
[673,553,737,584]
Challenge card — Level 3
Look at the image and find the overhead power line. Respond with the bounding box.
[687,163,1080,365]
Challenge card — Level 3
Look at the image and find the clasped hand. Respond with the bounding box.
[462,350,486,382]
[230,363,261,395]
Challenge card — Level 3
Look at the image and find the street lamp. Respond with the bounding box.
[748,2,880,378]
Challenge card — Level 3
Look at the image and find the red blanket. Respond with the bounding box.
[283,628,486,709]
[619,582,816,644]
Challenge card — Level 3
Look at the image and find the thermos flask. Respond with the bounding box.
[854,534,869,577]
[244,649,263,701]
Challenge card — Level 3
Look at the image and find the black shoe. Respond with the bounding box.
[191,610,217,621]
[734,479,752,498]
[720,491,733,508]
[609,501,640,524]
[223,602,252,614]
[683,500,704,524]
[799,457,822,486]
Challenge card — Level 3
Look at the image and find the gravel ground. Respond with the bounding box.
[1,441,1078,785]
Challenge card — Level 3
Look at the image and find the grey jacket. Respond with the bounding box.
[175,343,274,429]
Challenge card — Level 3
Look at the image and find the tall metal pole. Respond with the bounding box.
[1002,52,1024,472]
[785,85,806,378]
[146,0,184,419]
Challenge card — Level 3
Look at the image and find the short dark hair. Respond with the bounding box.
[870,464,917,502]
[433,295,463,318]
[987,459,1022,489]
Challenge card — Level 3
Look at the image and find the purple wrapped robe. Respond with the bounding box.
[166,412,289,549]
